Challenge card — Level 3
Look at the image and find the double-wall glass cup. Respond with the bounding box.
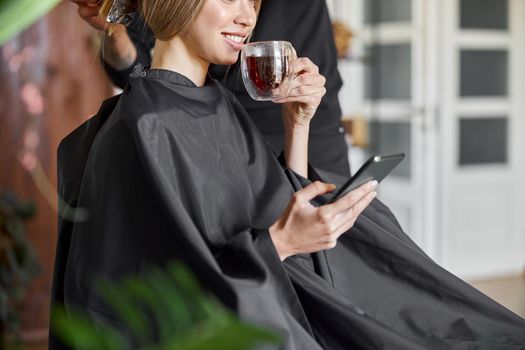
[240,41,297,101]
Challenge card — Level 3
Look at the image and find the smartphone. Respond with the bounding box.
[329,153,405,203]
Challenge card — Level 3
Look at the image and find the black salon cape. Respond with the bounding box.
[102,0,350,176]
[50,69,525,350]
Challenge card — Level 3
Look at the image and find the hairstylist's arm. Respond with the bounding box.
[273,58,326,177]
[70,0,137,71]
[269,180,377,261]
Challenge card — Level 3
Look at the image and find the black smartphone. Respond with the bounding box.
[329,153,405,203]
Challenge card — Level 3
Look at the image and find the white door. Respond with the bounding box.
[333,0,525,277]
[439,0,525,279]
[337,0,434,252]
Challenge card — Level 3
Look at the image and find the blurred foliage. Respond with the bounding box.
[0,190,39,346]
[53,262,281,350]
[0,0,61,46]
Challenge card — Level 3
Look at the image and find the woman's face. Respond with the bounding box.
[182,0,257,65]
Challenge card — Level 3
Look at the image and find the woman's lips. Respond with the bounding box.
[222,33,247,50]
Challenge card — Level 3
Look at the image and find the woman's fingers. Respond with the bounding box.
[75,3,108,31]
[292,72,326,87]
[77,4,100,18]
[310,183,375,246]
[275,83,325,98]
[295,181,337,203]
[273,76,326,104]
[326,180,378,215]
[273,65,325,103]
[291,57,319,75]
[289,72,325,92]
[321,191,377,247]
[273,89,325,104]
[336,191,376,231]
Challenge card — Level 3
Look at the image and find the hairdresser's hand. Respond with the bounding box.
[269,180,377,261]
[70,0,137,71]
[274,57,326,129]
[70,0,107,31]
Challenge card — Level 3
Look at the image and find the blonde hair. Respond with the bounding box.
[101,0,261,41]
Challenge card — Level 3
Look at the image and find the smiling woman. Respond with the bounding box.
[101,0,260,41]
[100,0,259,85]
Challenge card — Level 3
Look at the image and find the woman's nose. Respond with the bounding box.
[234,1,256,28]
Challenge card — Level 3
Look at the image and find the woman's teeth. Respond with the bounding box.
[224,34,244,43]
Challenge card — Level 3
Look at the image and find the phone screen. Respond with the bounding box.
[329,153,405,203]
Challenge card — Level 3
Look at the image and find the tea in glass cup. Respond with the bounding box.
[241,41,297,101]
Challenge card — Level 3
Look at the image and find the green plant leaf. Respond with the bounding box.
[142,267,194,336]
[52,262,280,350]
[51,306,127,350]
[5,248,22,278]
[0,288,8,320]
[97,279,151,342]
[179,320,281,350]
[0,0,61,46]
[0,267,11,288]
[0,189,39,339]
[5,218,24,243]
[167,262,202,296]
[15,201,36,219]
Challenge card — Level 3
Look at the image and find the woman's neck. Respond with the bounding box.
[151,38,209,87]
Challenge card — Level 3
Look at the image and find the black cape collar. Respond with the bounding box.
[130,63,215,88]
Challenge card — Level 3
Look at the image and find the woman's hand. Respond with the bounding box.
[269,180,378,261]
[274,58,327,129]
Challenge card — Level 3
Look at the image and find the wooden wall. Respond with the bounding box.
[0,1,114,342]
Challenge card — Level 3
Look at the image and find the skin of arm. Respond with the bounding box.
[102,24,138,71]
[282,107,310,178]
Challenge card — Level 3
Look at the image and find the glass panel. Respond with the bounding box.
[368,121,411,177]
[365,44,411,100]
[364,0,411,24]
[459,117,508,165]
[460,0,508,30]
[460,50,508,97]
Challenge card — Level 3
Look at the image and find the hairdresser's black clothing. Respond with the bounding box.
[102,0,350,176]
[50,68,525,349]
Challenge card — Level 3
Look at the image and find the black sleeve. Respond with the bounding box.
[293,0,344,132]
[101,14,155,89]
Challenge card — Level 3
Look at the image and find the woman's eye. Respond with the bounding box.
[221,0,257,8]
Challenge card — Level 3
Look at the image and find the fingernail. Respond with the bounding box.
[370,180,378,188]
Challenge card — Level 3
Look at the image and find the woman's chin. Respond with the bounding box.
[212,54,240,66]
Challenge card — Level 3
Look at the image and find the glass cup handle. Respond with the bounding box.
[280,45,297,99]
[289,46,297,78]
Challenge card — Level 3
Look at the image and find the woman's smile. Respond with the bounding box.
[222,32,249,50]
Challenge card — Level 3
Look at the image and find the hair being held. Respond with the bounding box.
[100,0,260,40]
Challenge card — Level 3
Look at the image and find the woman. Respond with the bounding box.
[51,0,525,349]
